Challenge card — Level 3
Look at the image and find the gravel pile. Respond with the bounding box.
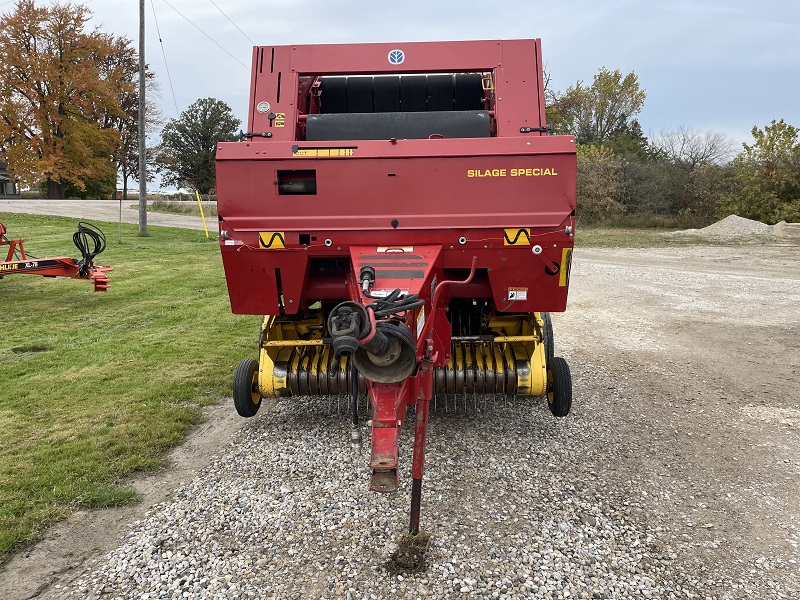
[676,214,774,237]
[54,359,795,599]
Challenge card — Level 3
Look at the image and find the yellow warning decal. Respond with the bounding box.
[259,231,286,249]
[292,147,354,157]
[559,248,573,287]
[503,228,531,246]
[274,112,285,127]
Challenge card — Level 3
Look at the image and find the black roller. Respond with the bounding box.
[320,77,348,113]
[306,110,491,141]
[400,75,427,112]
[454,73,484,110]
[347,76,374,113]
[426,74,454,111]
[373,76,401,112]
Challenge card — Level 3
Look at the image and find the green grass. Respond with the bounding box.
[0,213,258,562]
[575,227,713,247]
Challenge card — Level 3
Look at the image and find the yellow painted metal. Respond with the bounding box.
[255,310,550,398]
[258,314,324,397]
[528,341,547,396]
[492,335,537,343]
[195,190,210,238]
[257,316,277,397]
[264,339,324,347]
[258,346,277,397]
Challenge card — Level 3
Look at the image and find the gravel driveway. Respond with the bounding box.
[1,210,798,599]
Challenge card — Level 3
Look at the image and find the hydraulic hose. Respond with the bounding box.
[73,222,106,276]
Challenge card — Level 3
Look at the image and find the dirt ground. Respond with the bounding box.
[1,241,799,598]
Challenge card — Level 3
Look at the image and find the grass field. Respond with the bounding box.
[0,213,258,562]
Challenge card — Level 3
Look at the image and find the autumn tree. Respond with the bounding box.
[155,98,240,194]
[95,36,164,200]
[576,145,627,222]
[551,67,646,145]
[0,1,136,198]
[720,119,800,222]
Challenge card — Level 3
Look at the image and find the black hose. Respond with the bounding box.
[366,289,425,318]
[73,222,106,276]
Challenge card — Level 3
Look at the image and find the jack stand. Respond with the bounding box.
[350,423,362,452]
[350,362,362,453]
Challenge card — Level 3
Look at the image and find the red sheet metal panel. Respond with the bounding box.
[218,39,576,316]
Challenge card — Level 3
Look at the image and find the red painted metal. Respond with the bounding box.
[0,222,111,291]
[216,39,577,534]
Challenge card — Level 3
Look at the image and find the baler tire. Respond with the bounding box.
[546,357,572,418]
[542,312,555,364]
[234,358,261,418]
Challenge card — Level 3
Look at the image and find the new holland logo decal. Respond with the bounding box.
[388,49,405,65]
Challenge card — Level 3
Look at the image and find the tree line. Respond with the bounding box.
[548,68,800,225]
[1,1,797,224]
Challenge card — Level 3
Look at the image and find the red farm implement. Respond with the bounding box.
[0,221,110,292]
[216,39,576,540]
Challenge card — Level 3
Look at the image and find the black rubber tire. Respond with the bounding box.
[541,312,555,364]
[546,357,572,418]
[233,358,261,418]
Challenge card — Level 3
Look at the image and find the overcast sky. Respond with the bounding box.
[6,1,799,151]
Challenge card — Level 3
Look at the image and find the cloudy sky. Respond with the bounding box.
[6,0,799,148]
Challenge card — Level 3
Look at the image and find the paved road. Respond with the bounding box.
[0,199,207,231]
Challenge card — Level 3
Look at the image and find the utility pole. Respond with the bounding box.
[138,0,148,236]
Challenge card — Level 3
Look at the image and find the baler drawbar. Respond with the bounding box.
[216,39,577,540]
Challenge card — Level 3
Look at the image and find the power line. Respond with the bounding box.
[208,0,255,46]
[150,0,180,116]
[158,0,250,72]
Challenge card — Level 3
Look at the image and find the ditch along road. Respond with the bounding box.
[0,202,798,598]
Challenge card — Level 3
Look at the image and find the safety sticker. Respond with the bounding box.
[503,228,531,246]
[370,288,409,298]
[259,231,286,249]
[416,306,425,337]
[274,112,285,127]
[292,147,354,157]
[508,287,528,301]
[559,248,573,287]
